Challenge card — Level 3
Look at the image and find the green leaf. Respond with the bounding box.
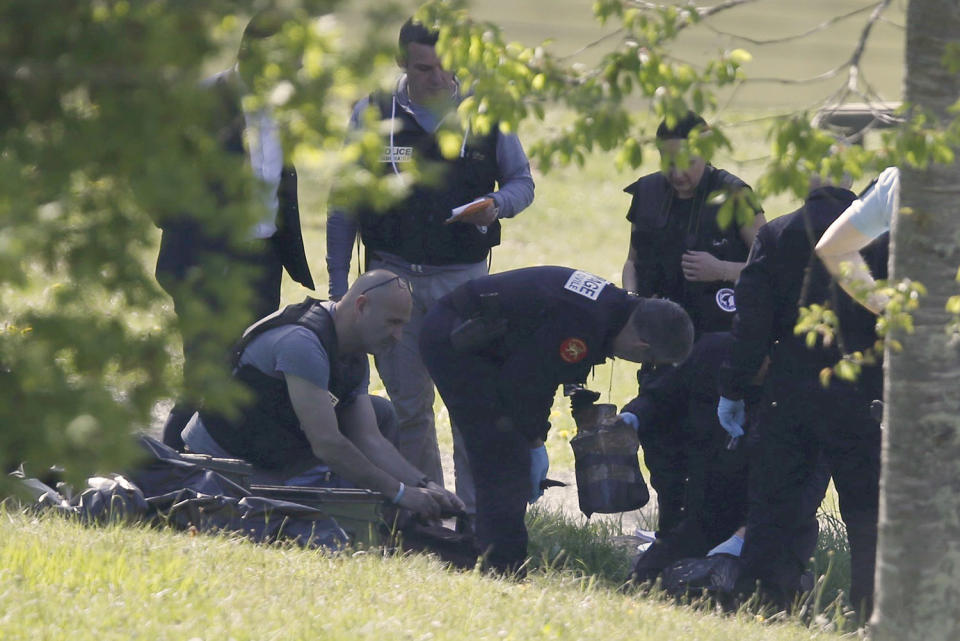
[835,359,858,382]
[947,295,960,315]
[727,48,752,65]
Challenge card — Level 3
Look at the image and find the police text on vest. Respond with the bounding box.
[564,270,609,301]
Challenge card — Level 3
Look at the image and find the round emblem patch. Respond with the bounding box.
[715,287,736,313]
[560,338,588,363]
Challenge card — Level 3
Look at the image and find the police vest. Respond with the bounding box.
[356,91,501,266]
[202,298,367,471]
[624,166,754,335]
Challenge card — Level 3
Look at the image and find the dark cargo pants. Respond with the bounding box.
[740,370,881,615]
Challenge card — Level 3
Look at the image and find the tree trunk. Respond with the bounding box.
[872,1,960,638]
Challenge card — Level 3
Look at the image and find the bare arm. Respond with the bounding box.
[339,395,435,486]
[286,374,455,517]
[286,374,401,496]
[338,396,464,513]
[285,374,464,518]
[815,167,898,314]
[816,218,886,314]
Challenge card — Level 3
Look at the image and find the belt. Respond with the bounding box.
[369,251,432,274]
[369,251,484,276]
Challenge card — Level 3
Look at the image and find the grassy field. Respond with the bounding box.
[0,508,855,641]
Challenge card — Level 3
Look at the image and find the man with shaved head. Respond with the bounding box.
[181,270,464,519]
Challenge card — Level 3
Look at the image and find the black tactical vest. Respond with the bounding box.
[202,298,368,470]
[624,166,755,335]
[356,91,501,265]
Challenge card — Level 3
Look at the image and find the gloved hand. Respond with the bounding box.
[618,412,640,432]
[717,396,745,439]
[707,533,744,557]
[568,386,602,413]
[528,445,549,504]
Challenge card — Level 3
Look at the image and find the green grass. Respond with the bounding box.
[0,507,851,641]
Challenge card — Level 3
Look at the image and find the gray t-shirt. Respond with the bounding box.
[182,317,370,457]
[239,324,370,398]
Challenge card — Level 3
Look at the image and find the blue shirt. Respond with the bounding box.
[325,75,535,297]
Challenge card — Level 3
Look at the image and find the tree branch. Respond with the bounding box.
[626,0,761,19]
[740,0,894,91]
[558,0,762,61]
[558,28,626,61]
[847,0,893,90]
[694,0,764,19]
[702,2,879,46]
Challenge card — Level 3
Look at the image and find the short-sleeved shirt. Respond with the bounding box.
[182,323,370,454]
[847,166,899,239]
[239,324,370,397]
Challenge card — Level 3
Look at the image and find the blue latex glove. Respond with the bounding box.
[618,412,640,432]
[529,445,549,504]
[717,396,745,439]
[707,533,744,557]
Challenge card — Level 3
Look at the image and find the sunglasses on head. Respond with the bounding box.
[359,275,412,296]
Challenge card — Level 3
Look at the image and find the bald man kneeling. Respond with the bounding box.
[182,269,464,519]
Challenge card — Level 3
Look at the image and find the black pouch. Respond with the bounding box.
[449,292,508,352]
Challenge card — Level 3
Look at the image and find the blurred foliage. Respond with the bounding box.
[0,0,401,483]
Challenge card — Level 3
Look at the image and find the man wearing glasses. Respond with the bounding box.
[326,19,535,521]
[181,270,464,519]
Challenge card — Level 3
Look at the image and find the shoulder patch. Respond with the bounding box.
[715,287,736,313]
[560,337,589,364]
[563,270,609,301]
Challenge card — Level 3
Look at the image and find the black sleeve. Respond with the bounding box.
[621,362,690,432]
[719,226,776,399]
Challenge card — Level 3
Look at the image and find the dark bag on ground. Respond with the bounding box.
[661,554,742,597]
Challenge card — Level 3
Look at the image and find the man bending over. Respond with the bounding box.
[182,270,464,519]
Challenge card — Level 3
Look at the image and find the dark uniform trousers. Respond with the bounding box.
[420,301,532,571]
[419,266,636,571]
[159,241,284,449]
[740,367,881,614]
[626,333,749,536]
[627,333,750,579]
